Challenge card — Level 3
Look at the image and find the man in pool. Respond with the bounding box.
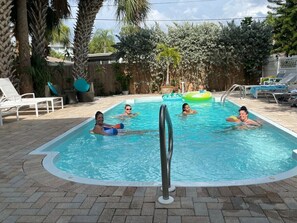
[182,103,197,115]
[226,106,261,127]
[118,104,139,118]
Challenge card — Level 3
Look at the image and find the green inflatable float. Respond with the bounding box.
[182,90,212,102]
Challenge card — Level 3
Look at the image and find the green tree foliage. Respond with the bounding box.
[89,29,115,53]
[240,18,273,83]
[156,43,181,86]
[168,22,220,85]
[267,0,297,56]
[115,19,272,91]
[51,23,71,47]
[114,24,165,92]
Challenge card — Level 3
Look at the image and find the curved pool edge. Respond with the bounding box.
[30,96,297,187]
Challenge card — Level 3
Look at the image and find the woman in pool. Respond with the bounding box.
[117,104,139,119]
[226,106,261,127]
[182,103,197,115]
[92,111,155,136]
[91,111,120,135]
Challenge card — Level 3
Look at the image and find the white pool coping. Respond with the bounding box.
[30,96,297,187]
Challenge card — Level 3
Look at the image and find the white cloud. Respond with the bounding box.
[183,7,199,15]
[222,0,269,18]
[145,9,172,31]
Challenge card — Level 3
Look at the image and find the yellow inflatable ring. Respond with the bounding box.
[183,91,212,102]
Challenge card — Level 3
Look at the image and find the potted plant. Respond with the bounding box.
[156,43,181,94]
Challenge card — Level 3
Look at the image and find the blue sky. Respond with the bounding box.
[64,0,270,41]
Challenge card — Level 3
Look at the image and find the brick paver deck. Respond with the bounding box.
[1,93,297,223]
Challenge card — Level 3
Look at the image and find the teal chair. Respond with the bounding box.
[73,78,94,102]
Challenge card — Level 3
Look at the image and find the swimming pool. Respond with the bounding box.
[31,97,297,187]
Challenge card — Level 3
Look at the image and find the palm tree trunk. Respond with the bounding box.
[166,62,170,85]
[72,0,104,80]
[16,0,33,93]
[30,0,48,58]
[0,0,16,81]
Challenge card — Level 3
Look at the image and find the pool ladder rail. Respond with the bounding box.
[220,84,245,105]
[158,104,175,204]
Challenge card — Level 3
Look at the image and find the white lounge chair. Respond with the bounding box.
[0,98,49,126]
[0,78,63,112]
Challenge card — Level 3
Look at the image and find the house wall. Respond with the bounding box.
[262,55,297,77]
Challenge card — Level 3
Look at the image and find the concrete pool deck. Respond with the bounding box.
[1,93,297,223]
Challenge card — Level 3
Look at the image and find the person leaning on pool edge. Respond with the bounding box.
[226,106,261,126]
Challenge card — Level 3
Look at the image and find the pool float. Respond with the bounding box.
[226,116,239,122]
[113,123,124,129]
[103,127,118,135]
[103,123,124,135]
[182,90,212,102]
[162,93,183,101]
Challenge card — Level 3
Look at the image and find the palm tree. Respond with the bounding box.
[72,0,150,80]
[89,29,115,53]
[10,0,70,93]
[50,23,71,60]
[156,43,181,86]
[29,0,70,58]
[0,0,16,82]
[15,0,33,93]
[29,0,48,59]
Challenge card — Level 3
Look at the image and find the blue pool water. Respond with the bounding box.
[32,97,297,186]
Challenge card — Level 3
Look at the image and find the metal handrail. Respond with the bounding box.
[221,84,244,105]
[158,104,175,204]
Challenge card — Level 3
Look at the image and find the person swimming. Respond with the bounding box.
[116,104,139,119]
[182,103,197,115]
[91,111,120,135]
[226,106,261,127]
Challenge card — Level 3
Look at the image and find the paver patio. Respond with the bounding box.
[0,93,297,223]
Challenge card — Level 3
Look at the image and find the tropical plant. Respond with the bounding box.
[10,0,70,93]
[89,29,116,53]
[72,0,150,80]
[156,43,181,86]
[51,23,71,47]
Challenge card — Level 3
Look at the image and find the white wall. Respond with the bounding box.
[262,55,297,77]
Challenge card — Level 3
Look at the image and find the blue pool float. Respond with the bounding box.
[103,123,124,136]
[103,127,118,135]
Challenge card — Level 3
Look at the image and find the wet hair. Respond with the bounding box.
[95,111,103,119]
[182,103,189,111]
[125,104,131,109]
[238,106,248,114]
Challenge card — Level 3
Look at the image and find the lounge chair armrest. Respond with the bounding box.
[21,93,35,98]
